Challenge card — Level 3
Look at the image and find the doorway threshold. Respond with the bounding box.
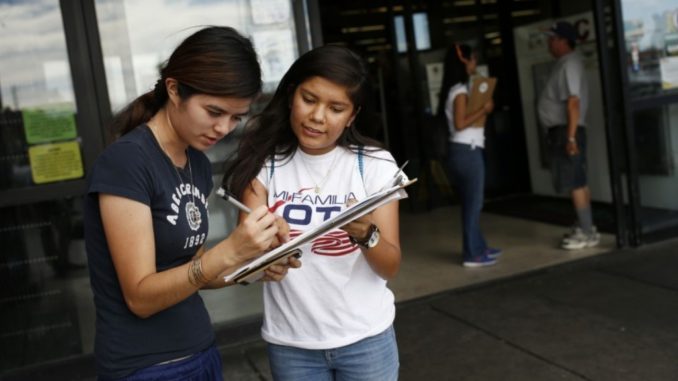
[392,206,615,302]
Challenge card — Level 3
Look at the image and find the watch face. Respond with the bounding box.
[367,228,380,248]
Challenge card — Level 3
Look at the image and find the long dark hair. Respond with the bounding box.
[110,26,261,137]
[436,43,472,118]
[224,45,382,198]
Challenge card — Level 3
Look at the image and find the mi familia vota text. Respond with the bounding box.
[273,190,360,225]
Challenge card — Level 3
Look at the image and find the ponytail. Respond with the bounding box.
[111,79,169,137]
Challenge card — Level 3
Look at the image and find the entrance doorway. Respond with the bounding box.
[315,0,615,232]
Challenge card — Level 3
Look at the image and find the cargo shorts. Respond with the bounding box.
[546,125,588,193]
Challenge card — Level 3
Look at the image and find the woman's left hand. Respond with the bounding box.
[340,198,373,241]
[261,256,302,282]
[341,217,373,242]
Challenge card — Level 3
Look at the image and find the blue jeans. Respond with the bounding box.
[267,326,399,381]
[446,142,487,260]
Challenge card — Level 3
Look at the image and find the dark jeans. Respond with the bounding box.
[446,142,487,260]
[106,344,223,381]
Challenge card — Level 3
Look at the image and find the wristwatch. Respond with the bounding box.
[350,224,380,249]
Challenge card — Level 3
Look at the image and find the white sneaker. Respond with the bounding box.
[561,230,600,250]
[563,226,597,240]
[563,226,582,239]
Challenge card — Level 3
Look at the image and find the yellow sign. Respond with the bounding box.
[28,141,84,184]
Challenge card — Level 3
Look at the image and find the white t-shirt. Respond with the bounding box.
[445,82,486,148]
[255,145,402,349]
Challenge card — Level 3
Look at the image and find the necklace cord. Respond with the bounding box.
[150,115,196,205]
[299,148,340,194]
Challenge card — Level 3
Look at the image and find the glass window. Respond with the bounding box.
[394,13,432,53]
[621,0,678,97]
[394,16,407,53]
[413,12,431,51]
[94,0,300,325]
[0,1,90,373]
[0,0,85,191]
[634,103,678,233]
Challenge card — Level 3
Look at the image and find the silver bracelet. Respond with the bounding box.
[188,258,209,287]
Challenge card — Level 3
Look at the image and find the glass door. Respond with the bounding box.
[0,0,101,372]
[0,2,88,198]
[618,0,678,242]
[0,0,308,375]
[94,0,302,326]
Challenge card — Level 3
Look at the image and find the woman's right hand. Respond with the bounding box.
[229,205,279,262]
[270,216,291,249]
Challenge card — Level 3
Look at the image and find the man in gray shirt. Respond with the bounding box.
[538,21,599,250]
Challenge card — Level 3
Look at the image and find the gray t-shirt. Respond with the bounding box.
[537,51,588,128]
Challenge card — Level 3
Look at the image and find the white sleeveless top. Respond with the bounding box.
[445,82,486,148]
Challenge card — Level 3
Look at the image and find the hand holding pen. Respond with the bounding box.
[217,187,292,249]
[216,187,299,279]
[217,187,286,214]
[217,187,252,214]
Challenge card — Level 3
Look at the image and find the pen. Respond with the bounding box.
[216,187,252,214]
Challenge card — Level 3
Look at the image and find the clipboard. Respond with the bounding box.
[467,76,497,127]
[223,178,417,285]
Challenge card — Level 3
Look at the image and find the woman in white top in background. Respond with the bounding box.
[437,43,500,268]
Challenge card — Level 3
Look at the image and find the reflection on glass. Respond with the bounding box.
[94,0,300,257]
[413,12,431,51]
[94,0,299,328]
[394,16,407,53]
[95,0,298,110]
[635,103,678,233]
[394,13,431,53]
[621,1,678,97]
[0,0,82,190]
[0,1,88,373]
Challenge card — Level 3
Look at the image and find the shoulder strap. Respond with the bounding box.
[357,146,368,192]
[268,155,275,180]
[357,146,364,179]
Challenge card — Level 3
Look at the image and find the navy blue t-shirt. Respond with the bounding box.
[84,125,215,379]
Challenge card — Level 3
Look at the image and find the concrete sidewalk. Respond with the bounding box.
[4,237,677,381]
[219,238,678,381]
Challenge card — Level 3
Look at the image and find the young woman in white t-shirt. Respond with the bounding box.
[437,43,500,268]
[224,45,404,381]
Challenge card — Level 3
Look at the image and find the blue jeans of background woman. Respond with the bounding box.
[267,325,399,381]
[446,142,487,260]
